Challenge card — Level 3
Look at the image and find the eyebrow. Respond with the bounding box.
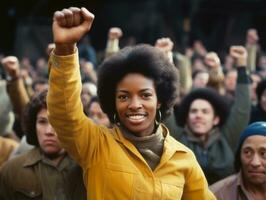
[242,145,266,150]
[116,88,153,93]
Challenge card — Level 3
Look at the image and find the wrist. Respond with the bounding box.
[6,74,20,82]
[54,43,76,56]
[237,61,247,67]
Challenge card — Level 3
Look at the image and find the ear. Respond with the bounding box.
[213,116,220,126]
[157,102,161,109]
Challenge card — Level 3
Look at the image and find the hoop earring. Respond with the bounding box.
[113,113,120,126]
[156,110,162,122]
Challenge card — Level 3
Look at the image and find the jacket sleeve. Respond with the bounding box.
[47,50,108,168]
[222,67,251,151]
[6,78,29,118]
[182,152,216,200]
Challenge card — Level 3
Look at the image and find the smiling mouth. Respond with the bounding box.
[127,114,146,123]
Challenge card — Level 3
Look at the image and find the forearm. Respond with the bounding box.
[47,50,86,160]
[177,53,192,94]
[6,78,29,117]
[223,67,251,149]
[207,67,225,94]
[105,39,120,58]
[246,44,257,72]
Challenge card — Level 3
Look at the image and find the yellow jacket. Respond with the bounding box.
[47,51,215,200]
[0,136,18,167]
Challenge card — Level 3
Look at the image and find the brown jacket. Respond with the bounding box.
[0,148,86,200]
[0,136,18,167]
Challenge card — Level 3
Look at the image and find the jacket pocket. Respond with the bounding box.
[162,182,184,200]
[103,163,136,199]
[15,189,42,199]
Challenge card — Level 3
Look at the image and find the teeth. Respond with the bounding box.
[128,115,145,120]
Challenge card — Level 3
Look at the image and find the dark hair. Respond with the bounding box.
[176,87,230,127]
[32,78,48,91]
[23,90,47,146]
[97,44,179,123]
[256,79,266,103]
[192,69,208,80]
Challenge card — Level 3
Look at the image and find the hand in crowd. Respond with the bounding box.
[230,46,247,67]
[185,48,194,59]
[193,40,207,57]
[246,28,259,46]
[204,52,221,69]
[155,37,174,53]
[1,56,20,80]
[108,27,123,40]
[53,7,94,55]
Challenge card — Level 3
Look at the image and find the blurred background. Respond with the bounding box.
[0,0,266,62]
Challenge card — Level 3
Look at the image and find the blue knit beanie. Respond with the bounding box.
[238,121,266,147]
[234,121,266,171]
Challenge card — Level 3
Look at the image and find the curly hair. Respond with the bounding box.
[23,90,47,146]
[97,44,179,123]
[176,87,230,127]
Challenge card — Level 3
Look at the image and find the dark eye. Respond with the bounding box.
[37,119,48,125]
[260,150,266,159]
[117,94,128,101]
[142,93,152,99]
[243,149,253,157]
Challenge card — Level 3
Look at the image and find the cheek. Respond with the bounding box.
[240,154,250,165]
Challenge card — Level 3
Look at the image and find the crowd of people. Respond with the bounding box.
[0,6,266,200]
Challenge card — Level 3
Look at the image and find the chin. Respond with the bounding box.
[43,147,62,156]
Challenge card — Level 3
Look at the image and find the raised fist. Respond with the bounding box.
[246,29,259,45]
[204,52,221,69]
[108,27,123,40]
[155,37,174,53]
[230,46,247,67]
[1,56,20,79]
[52,7,94,55]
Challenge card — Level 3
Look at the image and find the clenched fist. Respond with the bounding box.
[1,56,20,80]
[230,46,247,67]
[52,7,94,55]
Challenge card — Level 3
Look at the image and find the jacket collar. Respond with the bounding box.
[184,126,221,148]
[112,124,188,164]
[23,148,43,167]
[23,148,73,171]
[236,171,254,200]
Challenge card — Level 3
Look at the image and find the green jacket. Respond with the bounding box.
[0,148,86,200]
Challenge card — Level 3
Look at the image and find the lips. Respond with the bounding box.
[43,139,57,145]
[248,170,264,174]
[192,121,204,126]
[126,113,147,124]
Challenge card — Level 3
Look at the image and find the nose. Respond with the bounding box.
[45,124,56,136]
[194,111,202,118]
[128,96,142,110]
[251,153,262,167]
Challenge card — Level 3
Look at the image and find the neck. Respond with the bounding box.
[44,149,66,166]
[187,126,210,146]
[121,122,157,137]
[197,134,209,145]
